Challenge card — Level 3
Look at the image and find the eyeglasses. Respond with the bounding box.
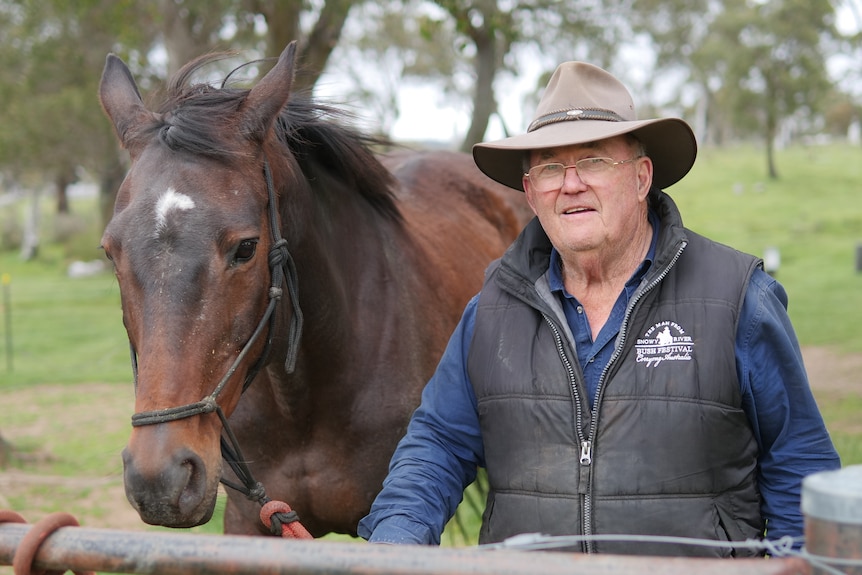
[525,156,643,192]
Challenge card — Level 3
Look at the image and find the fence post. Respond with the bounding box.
[802,465,862,575]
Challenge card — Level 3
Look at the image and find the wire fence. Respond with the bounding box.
[486,532,862,575]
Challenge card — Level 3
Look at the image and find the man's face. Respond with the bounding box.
[522,135,652,260]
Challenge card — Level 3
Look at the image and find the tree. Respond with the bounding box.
[0,0,364,230]
[330,1,629,151]
[151,0,359,90]
[0,0,158,248]
[632,0,840,179]
[718,0,837,178]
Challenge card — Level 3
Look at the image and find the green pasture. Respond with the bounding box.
[0,143,860,552]
[673,143,862,350]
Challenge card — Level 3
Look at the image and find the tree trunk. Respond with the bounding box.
[160,0,225,78]
[259,0,302,72]
[99,155,128,231]
[460,28,498,153]
[297,0,353,92]
[260,0,354,92]
[56,169,73,215]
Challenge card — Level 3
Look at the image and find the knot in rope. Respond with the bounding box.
[245,482,268,505]
[200,396,218,413]
[268,238,288,268]
[259,500,313,539]
[269,286,283,300]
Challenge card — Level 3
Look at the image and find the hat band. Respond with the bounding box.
[527,108,624,133]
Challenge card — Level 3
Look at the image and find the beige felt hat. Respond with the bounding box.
[472,61,697,191]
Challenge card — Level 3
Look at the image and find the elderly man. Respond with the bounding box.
[358,61,840,557]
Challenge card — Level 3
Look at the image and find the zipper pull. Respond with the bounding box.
[579,440,592,465]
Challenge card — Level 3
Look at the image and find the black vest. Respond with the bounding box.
[468,193,764,557]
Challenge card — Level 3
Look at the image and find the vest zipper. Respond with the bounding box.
[543,315,592,552]
[559,240,688,554]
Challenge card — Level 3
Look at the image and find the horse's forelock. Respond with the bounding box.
[132,52,250,160]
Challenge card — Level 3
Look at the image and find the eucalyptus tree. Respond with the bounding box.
[0,0,155,238]
[711,0,837,178]
[0,0,367,231]
[632,0,841,179]
[156,0,359,90]
[329,0,629,151]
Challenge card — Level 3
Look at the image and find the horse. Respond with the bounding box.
[98,42,533,538]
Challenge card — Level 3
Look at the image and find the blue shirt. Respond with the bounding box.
[358,216,841,547]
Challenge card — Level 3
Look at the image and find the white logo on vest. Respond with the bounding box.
[635,321,693,367]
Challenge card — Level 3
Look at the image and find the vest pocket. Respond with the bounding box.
[714,501,764,558]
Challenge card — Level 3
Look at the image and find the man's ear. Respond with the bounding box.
[637,156,654,201]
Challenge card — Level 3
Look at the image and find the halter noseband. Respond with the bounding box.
[126,159,304,522]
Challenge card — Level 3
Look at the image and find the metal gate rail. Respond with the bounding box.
[0,523,810,575]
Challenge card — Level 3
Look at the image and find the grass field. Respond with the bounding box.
[0,142,860,555]
[673,143,862,351]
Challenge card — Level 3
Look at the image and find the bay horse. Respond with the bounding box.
[98,42,532,537]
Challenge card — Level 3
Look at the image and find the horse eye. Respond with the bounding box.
[234,239,258,263]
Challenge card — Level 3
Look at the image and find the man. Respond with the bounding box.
[357,61,840,557]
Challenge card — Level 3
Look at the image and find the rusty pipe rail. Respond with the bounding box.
[0,523,811,575]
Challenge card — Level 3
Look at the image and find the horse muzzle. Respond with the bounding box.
[122,437,220,528]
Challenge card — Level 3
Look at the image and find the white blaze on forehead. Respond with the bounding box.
[155,188,195,233]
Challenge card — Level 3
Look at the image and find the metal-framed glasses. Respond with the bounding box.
[525,156,643,192]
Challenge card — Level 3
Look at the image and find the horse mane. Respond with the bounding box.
[144,52,400,220]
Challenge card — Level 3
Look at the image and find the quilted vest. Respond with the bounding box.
[467,193,764,557]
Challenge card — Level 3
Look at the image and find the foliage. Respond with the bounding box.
[0,1,132,177]
[632,0,846,179]
[0,0,364,231]
[337,0,631,151]
[1,0,860,222]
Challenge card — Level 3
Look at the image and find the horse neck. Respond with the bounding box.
[262,173,403,410]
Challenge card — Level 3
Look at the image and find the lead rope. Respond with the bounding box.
[0,510,96,575]
[219,160,309,538]
[126,159,310,538]
[263,159,303,375]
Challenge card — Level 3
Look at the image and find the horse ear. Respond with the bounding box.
[99,54,153,149]
[240,41,298,142]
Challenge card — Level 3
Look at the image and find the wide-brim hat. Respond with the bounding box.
[473,61,697,191]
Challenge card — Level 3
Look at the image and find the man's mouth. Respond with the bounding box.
[564,207,593,215]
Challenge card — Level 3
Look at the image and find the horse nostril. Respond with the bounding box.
[177,453,207,515]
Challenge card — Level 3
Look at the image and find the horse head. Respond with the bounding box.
[99,43,300,528]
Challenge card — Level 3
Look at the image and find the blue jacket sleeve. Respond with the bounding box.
[736,269,841,543]
[357,296,484,545]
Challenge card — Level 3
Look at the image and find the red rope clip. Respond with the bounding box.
[259,500,313,539]
[0,510,94,575]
